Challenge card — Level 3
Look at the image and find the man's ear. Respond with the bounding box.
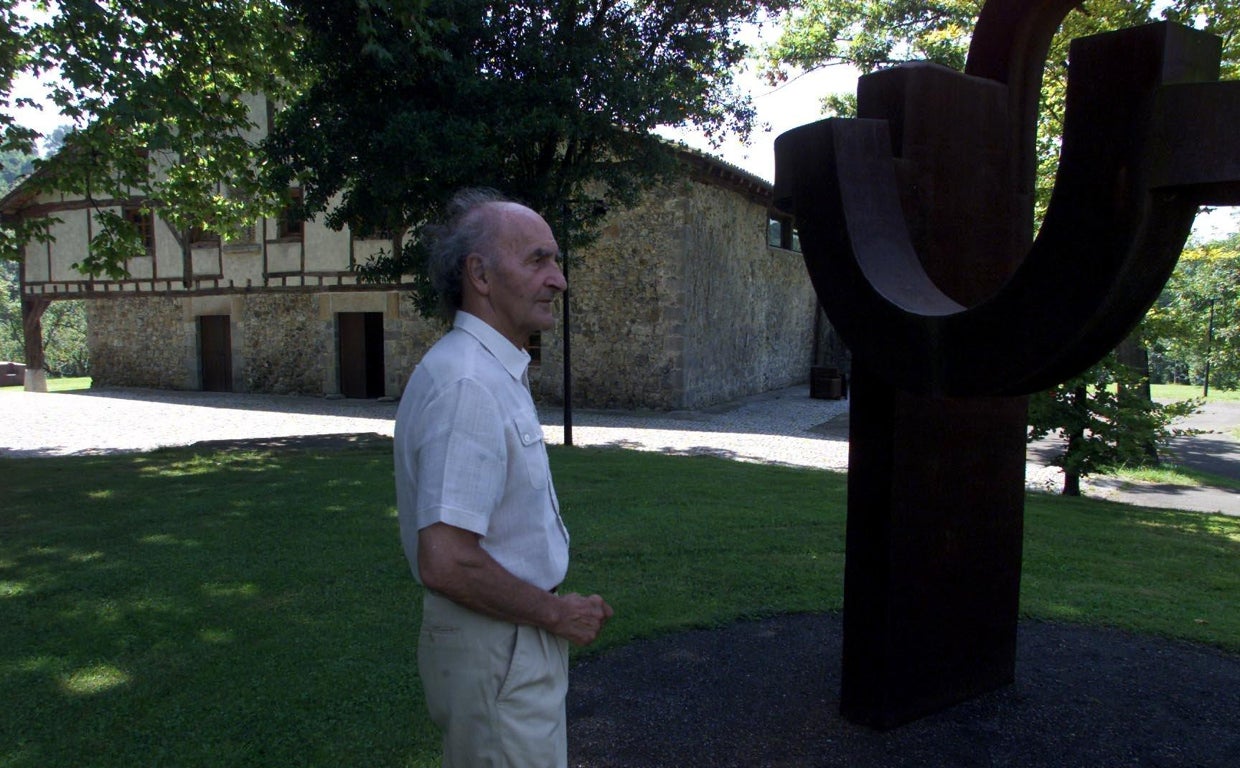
[464,253,489,296]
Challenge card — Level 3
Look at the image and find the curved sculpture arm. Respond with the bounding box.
[967,0,1086,241]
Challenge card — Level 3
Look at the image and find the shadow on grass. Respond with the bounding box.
[0,447,432,768]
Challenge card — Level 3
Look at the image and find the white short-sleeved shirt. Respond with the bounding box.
[394,311,569,591]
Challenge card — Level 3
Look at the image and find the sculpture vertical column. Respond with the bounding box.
[841,367,1028,727]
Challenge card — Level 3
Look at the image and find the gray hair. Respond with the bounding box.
[424,187,514,322]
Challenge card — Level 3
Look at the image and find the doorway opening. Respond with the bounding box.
[337,312,385,398]
[199,315,233,392]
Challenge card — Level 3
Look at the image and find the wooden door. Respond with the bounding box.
[199,315,233,392]
[337,312,385,398]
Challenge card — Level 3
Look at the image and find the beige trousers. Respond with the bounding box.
[418,591,569,768]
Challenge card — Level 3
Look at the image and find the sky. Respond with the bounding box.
[656,59,861,184]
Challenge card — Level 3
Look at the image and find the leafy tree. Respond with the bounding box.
[267,0,787,313]
[1028,353,1199,495]
[39,123,71,157]
[1145,237,1240,391]
[39,298,88,376]
[0,0,305,275]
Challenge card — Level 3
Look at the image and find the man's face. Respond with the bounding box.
[481,204,566,348]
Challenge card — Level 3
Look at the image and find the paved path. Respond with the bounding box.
[2,385,1237,515]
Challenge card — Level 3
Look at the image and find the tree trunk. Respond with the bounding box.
[1062,428,1083,496]
[1115,334,1159,463]
[1062,466,1081,496]
[1062,383,1087,496]
[21,295,50,392]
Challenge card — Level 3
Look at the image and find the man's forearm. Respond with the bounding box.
[418,522,612,645]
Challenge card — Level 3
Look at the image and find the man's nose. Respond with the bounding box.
[548,262,567,293]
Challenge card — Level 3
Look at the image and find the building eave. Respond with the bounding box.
[673,145,775,207]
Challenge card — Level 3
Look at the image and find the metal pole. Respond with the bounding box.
[1203,297,1215,398]
[560,206,573,446]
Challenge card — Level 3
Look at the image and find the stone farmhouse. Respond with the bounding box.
[2,103,840,410]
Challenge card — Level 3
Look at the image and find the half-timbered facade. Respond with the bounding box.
[2,110,828,409]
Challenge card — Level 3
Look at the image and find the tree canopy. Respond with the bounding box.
[1145,236,1240,391]
[0,0,303,274]
[2,0,788,294]
[0,145,32,194]
[266,0,787,309]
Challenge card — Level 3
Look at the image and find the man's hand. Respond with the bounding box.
[550,593,614,646]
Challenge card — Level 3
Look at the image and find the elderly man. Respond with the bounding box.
[394,188,613,767]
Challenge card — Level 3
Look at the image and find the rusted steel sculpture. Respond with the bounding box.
[774,0,1240,729]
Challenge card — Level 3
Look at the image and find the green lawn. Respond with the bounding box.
[1107,463,1240,492]
[0,376,92,393]
[1151,382,1240,402]
[2,445,1239,767]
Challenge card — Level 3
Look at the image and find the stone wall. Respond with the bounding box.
[239,293,325,395]
[536,184,689,409]
[678,183,817,407]
[87,290,445,398]
[388,293,447,395]
[535,177,816,410]
[88,297,194,389]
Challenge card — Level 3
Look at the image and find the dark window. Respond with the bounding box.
[767,213,802,253]
[528,331,541,366]
[123,206,154,253]
[189,224,220,246]
[278,189,304,240]
[767,217,783,248]
[229,223,257,245]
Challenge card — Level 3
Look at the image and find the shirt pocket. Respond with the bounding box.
[513,416,550,490]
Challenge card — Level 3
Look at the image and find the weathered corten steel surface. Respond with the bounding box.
[774,0,1240,730]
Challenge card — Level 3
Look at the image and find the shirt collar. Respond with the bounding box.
[453,311,531,382]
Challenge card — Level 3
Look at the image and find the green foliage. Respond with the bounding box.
[0,261,89,375]
[38,299,88,376]
[0,0,305,269]
[268,0,786,296]
[4,0,796,295]
[762,0,981,76]
[0,258,20,361]
[0,145,33,194]
[1028,354,1200,495]
[1145,238,1240,390]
